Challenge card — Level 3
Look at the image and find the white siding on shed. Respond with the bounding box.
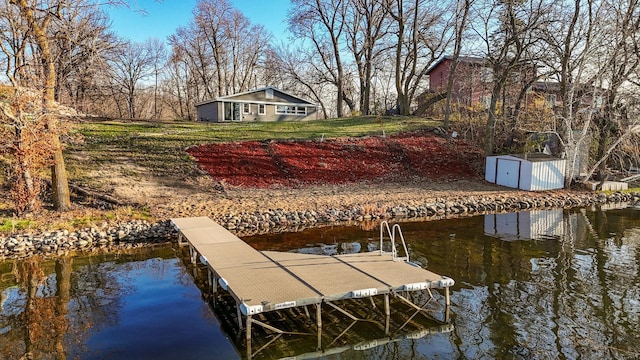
[485,154,565,191]
[529,159,565,190]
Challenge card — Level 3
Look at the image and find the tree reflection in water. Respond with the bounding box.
[0,257,72,359]
[0,251,173,359]
[243,207,640,359]
[0,207,639,359]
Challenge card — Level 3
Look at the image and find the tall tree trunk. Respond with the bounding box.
[334,38,345,117]
[444,0,471,129]
[362,61,372,115]
[485,78,503,155]
[13,0,71,211]
[443,57,459,129]
[394,0,405,115]
[15,125,36,212]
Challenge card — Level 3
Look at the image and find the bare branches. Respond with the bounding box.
[289,0,351,117]
[0,86,53,214]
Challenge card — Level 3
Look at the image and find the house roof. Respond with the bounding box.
[426,56,486,75]
[427,55,540,76]
[530,81,561,92]
[195,86,316,107]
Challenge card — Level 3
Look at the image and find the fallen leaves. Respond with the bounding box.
[187,130,485,188]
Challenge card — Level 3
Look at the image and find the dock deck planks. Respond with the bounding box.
[335,252,453,291]
[263,251,390,301]
[171,216,453,315]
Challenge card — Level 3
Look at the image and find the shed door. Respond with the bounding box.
[496,158,520,189]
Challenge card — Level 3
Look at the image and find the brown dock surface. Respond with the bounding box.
[263,251,390,301]
[336,252,454,290]
[171,217,454,315]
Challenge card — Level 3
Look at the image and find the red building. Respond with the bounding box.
[427,56,491,106]
[427,56,537,109]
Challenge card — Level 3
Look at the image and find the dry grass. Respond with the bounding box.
[1,116,438,234]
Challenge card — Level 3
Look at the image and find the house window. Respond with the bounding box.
[276,105,307,115]
[545,94,556,108]
[481,95,491,109]
[595,95,603,108]
[243,103,250,114]
[266,89,274,99]
[258,104,266,115]
[480,67,493,83]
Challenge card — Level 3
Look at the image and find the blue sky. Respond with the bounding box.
[105,0,292,44]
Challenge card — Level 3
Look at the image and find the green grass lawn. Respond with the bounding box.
[0,116,437,228]
[66,116,439,186]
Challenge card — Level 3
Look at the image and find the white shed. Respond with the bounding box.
[485,153,566,191]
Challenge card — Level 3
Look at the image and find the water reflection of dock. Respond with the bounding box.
[277,324,454,359]
[172,217,455,359]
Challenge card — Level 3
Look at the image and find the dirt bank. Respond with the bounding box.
[149,130,582,222]
[0,129,599,234]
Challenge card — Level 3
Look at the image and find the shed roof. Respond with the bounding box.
[508,153,563,162]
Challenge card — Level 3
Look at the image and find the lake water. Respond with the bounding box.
[1,205,639,359]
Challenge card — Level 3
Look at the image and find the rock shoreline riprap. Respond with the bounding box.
[1,191,639,260]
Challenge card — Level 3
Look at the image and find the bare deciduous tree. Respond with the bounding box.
[388,0,451,116]
[472,0,553,154]
[289,0,355,117]
[1,0,130,212]
[443,0,473,129]
[9,0,71,211]
[51,1,118,113]
[269,44,331,119]
[580,0,640,184]
[0,4,31,84]
[108,40,160,119]
[164,0,271,120]
[194,0,234,98]
[146,37,167,120]
[345,0,391,115]
[530,0,640,186]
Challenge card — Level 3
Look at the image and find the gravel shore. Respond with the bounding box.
[1,180,638,260]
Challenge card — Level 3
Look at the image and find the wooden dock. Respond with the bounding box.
[171,217,454,358]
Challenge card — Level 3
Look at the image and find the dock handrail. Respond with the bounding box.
[379,221,410,262]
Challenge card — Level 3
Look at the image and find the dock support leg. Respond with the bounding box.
[445,287,451,323]
[445,287,450,307]
[246,315,252,359]
[189,246,196,264]
[384,294,390,335]
[237,305,244,330]
[211,274,218,308]
[316,303,322,350]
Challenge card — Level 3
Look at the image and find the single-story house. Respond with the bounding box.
[195,86,319,122]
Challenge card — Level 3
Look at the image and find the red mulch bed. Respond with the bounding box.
[186,130,485,188]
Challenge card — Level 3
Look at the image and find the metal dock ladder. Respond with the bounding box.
[379,220,410,262]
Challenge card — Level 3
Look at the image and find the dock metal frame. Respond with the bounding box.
[171,217,454,358]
